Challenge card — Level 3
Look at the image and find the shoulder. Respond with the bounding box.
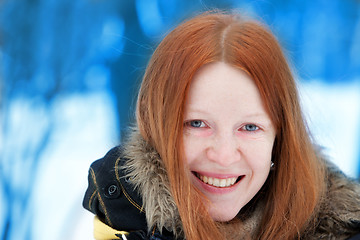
[348,233,360,240]
[82,146,148,234]
[305,159,360,239]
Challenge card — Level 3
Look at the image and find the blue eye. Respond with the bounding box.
[243,124,259,131]
[187,120,206,128]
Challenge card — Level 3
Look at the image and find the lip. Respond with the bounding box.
[191,171,244,194]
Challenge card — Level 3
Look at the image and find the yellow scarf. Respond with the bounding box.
[93,216,129,240]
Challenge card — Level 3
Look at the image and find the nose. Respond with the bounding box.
[206,133,241,167]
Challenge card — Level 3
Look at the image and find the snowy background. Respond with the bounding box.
[0,0,359,239]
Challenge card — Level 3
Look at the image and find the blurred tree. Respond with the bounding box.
[0,0,118,239]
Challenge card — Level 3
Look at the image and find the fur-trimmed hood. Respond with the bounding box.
[121,128,360,239]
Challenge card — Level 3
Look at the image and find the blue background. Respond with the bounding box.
[0,0,359,239]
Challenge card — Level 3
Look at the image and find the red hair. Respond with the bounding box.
[136,11,325,239]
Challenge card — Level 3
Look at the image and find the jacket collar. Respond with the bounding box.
[121,128,184,237]
[120,127,360,239]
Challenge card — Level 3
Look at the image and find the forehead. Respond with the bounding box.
[186,62,264,112]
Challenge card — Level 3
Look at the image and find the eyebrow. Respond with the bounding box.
[185,108,270,119]
[184,108,209,115]
[242,112,270,119]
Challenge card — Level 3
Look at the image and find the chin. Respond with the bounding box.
[210,210,239,222]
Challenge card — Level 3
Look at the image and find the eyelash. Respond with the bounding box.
[184,120,207,128]
[184,121,260,132]
[241,124,260,132]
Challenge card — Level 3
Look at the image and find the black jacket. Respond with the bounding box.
[83,146,174,240]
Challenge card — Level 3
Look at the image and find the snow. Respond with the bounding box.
[30,91,119,240]
[299,80,360,178]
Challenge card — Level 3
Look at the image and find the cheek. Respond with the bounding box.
[183,135,201,165]
[243,138,274,169]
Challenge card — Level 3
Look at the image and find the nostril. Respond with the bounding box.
[206,145,241,166]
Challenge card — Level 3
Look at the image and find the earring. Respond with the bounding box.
[270,161,275,169]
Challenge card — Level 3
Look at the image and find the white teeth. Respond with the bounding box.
[226,178,231,186]
[203,175,208,183]
[198,174,238,188]
[219,179,226,187]
[213,178,220,186]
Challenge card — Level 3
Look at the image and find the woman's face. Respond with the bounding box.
[183,62,276,222]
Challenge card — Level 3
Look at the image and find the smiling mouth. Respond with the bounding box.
[193,172,244,188]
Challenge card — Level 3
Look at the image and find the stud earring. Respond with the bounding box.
[270,161,275,169]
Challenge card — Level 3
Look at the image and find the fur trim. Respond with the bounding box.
[121,128,184,237]
[121,128,360,239]
[303,160,360,239]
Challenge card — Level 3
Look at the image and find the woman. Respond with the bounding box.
[83,11,360,239]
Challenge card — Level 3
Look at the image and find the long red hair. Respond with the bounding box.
[136,11,325,239]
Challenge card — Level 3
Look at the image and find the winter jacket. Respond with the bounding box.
[83,129,360,239]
